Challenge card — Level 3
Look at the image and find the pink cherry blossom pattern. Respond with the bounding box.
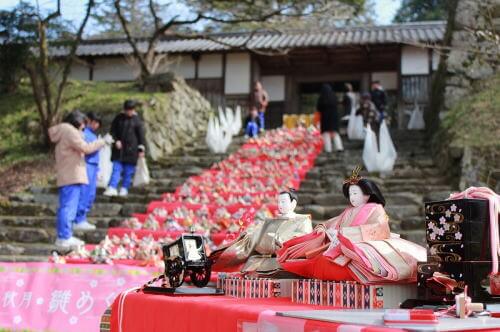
[450,204,457,212]
[439,217,446,225]
[445,210,452,218]
[454,214,461,222]
[443,223,450,231]
[437,228,445,236]
[428,222,435,230]
[455,232,462,240]
[429,232,437,240]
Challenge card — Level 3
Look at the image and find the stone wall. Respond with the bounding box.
[140,77,211,161]
[442,0,499,113]
[431,0,500,190]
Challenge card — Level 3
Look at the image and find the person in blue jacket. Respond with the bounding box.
[244,107,261,138]
[75,112,102,230]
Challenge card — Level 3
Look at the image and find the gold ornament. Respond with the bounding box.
[343,165,363,185]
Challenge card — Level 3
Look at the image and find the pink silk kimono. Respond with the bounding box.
[277,203,427,283]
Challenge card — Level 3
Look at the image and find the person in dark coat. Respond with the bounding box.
[317,83,343,152]
[370,81,387,122]
[103,100,145,197]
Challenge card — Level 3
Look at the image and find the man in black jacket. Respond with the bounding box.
[103,100,145,197]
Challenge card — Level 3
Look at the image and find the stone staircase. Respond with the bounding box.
[0,136,242,262]
[0,130,455,262]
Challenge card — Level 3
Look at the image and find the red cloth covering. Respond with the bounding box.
[111,292,500,332]
[110,293,394,332]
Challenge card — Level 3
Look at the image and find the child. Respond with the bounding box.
[104,100,145,197]
[74,112,102,230]
[49,110,106,248]
[244,107,261,138]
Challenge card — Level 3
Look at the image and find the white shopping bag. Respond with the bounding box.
[97,142,112,188]
[133,156,150,187]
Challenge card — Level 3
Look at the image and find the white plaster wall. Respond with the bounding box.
[371,72,398,90]
[401,46,429,75]
[225,53,251,94]
[261,75,285,101]
[198,54,222,78]
[93,57,138,81]
[69,63,90,80]
[170,55,196,79]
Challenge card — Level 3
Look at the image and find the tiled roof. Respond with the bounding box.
[51,21,445,57]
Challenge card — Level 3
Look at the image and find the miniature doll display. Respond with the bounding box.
[211,189,312,276]
[277,167,426,283]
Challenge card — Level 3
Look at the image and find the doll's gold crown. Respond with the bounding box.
[343,166,362,185]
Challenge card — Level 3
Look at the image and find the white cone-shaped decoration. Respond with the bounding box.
[206,107,233,154]
[378,120,397,173]
[218,106,229,133]
[362,124,378,173]
[233,105,242,135]
[407,101,425,130]
[225,107,234,133]
[205,116,215,150]
[362,121,397,173]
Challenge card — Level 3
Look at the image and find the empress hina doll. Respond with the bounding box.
[211,189,312,276]
[277,168,426,283]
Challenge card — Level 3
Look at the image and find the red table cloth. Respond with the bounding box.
[110,293,404,332]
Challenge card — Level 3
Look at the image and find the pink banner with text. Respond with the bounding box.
[0,262,160,332]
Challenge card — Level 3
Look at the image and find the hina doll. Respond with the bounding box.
[277,167,426,283]
[211,189,312,276]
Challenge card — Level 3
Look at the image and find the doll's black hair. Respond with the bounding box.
[342,179,385,206]
[63,110,86,129]
[279,188,298,203]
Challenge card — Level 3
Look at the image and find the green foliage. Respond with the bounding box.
[0,80,164,168]
[441,73,500,148]
[393,0,448,23]
[0,1,74,93]
[0,43,30,93]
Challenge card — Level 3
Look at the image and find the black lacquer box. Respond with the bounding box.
[424,199,493,262]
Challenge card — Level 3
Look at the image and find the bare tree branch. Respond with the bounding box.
[149,0,161,31]
[54,0,95,122]
[113,0,348,87]
[114,0,150,77]
[41,0,61,24]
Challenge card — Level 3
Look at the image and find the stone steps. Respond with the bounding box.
[0,216,120,229]
[0,130,455,260]
[0,134,242,262]
[0,242,60,256]
[0,226,108,245]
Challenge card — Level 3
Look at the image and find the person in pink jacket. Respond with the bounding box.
[49,111,106,248]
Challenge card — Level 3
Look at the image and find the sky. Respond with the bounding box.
[0,0,403,32]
